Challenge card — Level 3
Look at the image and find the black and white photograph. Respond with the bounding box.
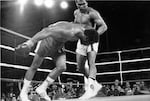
[1,0,150,101]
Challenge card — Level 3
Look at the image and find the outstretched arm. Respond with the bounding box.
[27,27,53,47]
[15,27,53,57]
[73,9,79,24]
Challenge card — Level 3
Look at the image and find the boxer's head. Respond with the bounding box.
[84,29,99,44]
[75,0,88,10]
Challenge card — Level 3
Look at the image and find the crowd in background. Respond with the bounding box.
[1,79,150,101]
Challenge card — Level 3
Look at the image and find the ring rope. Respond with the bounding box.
[1,77,150,85]
[0,78,84,86]
[1,44,150,66]
[0,44,77,65]
[0,63,83,76]
[0,27,30,39]
[1,44,150,82]
[97,47,150,55]
[96,58,150,65]
[1,62,150,76]
[1,26,150,55]
[1,27,150,83]
[0,27,76,55]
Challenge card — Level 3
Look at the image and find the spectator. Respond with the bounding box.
[140,81,147,91]
[124,82,133,95]
[51,84,64,100]
[107,85,120,96]
[139,81,150,94]
[104,85,111,95]
[76,85,85,98]
[132,84,141,95]
[1,93,6,101]
[114,79,125,96]
[64,80,76,99]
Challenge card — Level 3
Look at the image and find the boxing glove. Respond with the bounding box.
[15,43,31,57]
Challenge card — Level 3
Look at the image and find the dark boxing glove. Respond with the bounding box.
[15,43,31,57]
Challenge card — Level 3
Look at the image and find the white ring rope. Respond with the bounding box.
[0,44,77,65]
[1,27,150,55]
[1,62,150,76]
[0,27,77,55]
[0,27,31,39]
[0,78,84,86]
[1,27,150,82]
[0,63,83,76]
[1,44,150,66]
[97,68,150,75]
[1,78,150,85]
[97,47,150,55]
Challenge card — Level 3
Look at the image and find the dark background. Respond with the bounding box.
[1,0,150,83]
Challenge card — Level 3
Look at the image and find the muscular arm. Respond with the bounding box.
[30,27,52,44]
[24,27,56,48]
[90,10,107,35]
[73,9,79,23]
[75,31,87,42]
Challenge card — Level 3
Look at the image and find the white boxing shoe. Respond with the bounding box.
[79,83,95,99]
[35,87,51,101]
[93,80,102,96]
[79,79,102,99]
[20,91,30,101]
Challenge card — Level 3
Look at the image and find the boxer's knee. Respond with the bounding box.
[30,63,40,71]
[57,64,66,72]
[30,55,43,71]
[55,55,67,72]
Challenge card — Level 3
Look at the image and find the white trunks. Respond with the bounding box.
[76,40,99,56]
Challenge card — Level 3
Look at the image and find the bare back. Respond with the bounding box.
[47,21,84,42]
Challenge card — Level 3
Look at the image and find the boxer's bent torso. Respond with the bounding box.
[35,21,84,58]
[36,37,65,58]
[47,21,84,42]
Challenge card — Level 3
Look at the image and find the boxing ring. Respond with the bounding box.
[1,27,150,101]
[54,95,150,101]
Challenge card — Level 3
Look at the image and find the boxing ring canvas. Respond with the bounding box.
[53,95,150,101]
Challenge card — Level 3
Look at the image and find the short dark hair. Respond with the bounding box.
[84,29,99,44]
